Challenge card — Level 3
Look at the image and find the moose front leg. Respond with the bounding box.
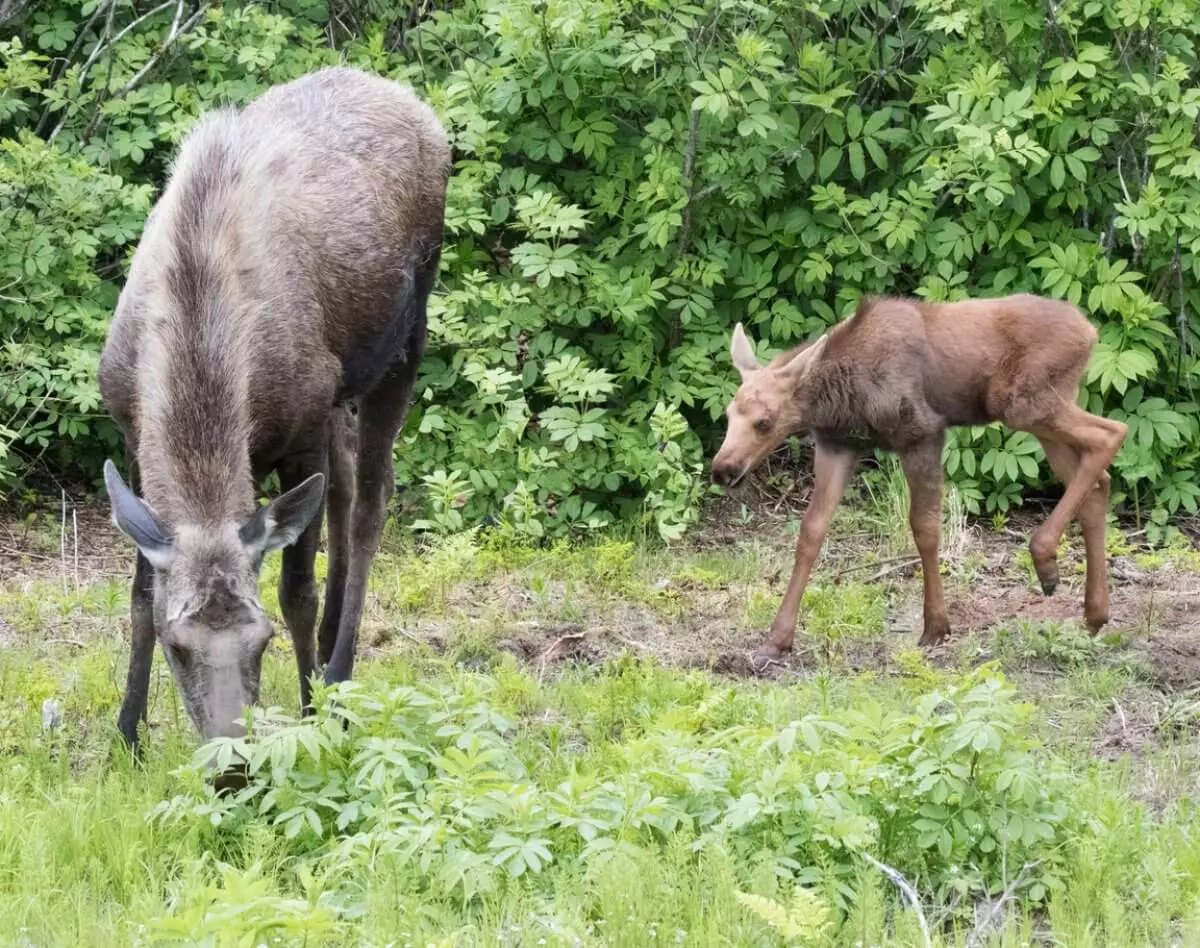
[755,443,856,668]
[899,435,950,646]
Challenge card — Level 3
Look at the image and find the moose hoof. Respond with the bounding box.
[1030,538,1059,596]
[750,642,787,672]
[917,620,950,648]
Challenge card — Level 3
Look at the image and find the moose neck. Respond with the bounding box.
[137,190,256,528]
[789,358,859,435]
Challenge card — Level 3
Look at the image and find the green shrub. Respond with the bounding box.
[4,0,1200,539]
[152,666,1074,914]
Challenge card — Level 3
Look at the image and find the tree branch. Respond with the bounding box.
[111,0,204,101]
[964,862,1039,948]
[672,107,702,264]
[46,0,177,144]
[860,853,932,948]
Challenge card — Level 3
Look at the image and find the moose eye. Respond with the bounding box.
[753,418,772,434]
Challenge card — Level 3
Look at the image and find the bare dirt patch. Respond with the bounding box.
[5,495,1200,696]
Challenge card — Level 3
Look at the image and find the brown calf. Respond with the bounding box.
[711,293,1128,667]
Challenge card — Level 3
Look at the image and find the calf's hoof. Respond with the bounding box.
[1029,537,1059,596]
[917,620,951,648]
[750,641,788,672]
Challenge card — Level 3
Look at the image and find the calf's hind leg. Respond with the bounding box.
[324,354,421,685]
[1036,436,1114,633]
[116,454,156,755]
[317,407,356,668]
[324,250,436,685]
[1020,403,1126,602]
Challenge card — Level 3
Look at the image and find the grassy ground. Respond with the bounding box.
[2,474,1200,947]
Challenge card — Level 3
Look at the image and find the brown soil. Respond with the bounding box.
[4,494,1200,695]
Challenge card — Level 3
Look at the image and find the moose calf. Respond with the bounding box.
[712,293,1128,667]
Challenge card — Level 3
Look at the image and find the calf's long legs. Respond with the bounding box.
[757,443,856,666]
[1020,404,1126,605]
[900,435,950,646]
[1035,434,1117,632]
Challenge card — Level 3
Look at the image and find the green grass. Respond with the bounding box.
[1,520,1199,946]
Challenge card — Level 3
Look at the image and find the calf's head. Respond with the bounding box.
[103,460,325,741]
[711,323,827,487]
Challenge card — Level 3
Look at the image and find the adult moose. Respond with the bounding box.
[711,294,1128,668]
[98,67,450,749]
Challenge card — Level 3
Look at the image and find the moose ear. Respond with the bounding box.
[778,333,829,382]
[239,473,326,557]
[730,323,762,378]
[104,459,174,571]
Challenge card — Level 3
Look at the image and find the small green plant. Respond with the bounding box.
[735,886,834,944]
[994,619,1105,670]
[146,862,340,947]
[803,581,887,642]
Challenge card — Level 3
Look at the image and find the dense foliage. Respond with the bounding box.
[4,0,1200,539]
[152,665,1076,939]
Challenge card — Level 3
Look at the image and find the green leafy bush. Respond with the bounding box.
[152,666,1074,919]
[4,0,1200,538]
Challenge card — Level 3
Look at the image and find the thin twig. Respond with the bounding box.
[861,853,932,948]
[72,504,79,592]
[964,861,1040,948]
[833,554,920,580]
[866,558,922,583]
[672,107,703,264]
[46,638,87,649]
[112,0,199,100]
[60,488,68,596]
[1113,697,1128,741]
[36,0,115,134]
[536,632,586,683]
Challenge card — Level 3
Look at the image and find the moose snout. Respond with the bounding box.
[711,461,744,487]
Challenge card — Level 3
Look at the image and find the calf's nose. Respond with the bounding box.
[711,463,740,486]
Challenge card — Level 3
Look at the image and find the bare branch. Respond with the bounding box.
[965,861,1040,948]
[112,0,200,100]
[860,853,932,948]
[47,0,169,144]
[672,107,703,264]
[0,0,31,23]
[36,0,116,135]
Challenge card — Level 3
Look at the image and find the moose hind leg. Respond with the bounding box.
[116,453,155,754]
[325,251,437,684]
[277,451,329,712]
[324,359,420,684]
[1024,405,1127,598]
[1037,436,1113,633]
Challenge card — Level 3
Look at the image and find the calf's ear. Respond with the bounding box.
[730,323,762,378]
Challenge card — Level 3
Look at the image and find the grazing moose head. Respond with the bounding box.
[711,323,828,488]
[104,460,325,740]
